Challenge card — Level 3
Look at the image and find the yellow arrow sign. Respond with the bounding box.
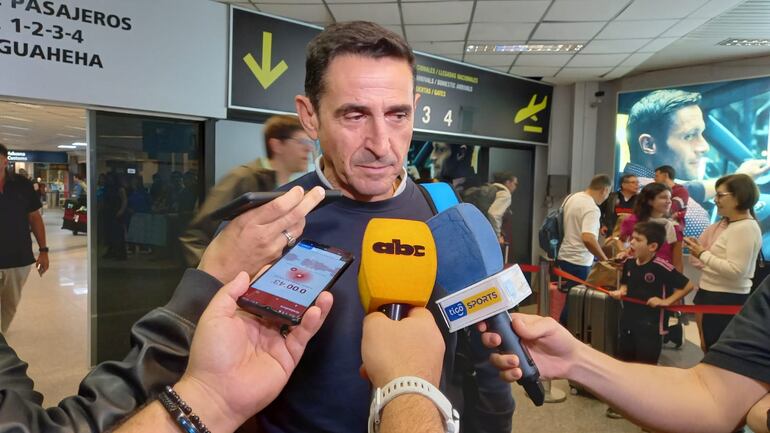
[243,31,288,90]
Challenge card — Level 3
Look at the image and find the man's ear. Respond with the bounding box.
[413,92,421,109]
[295,95,319,140]
[639,134,656,155]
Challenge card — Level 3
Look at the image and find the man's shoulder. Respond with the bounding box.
[6,173,34,191]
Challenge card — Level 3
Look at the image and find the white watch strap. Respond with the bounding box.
[368,376,460,433]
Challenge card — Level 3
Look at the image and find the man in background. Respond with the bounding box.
[600,173,638,236]
[558,174,611,324]
[0,143,49,333]
[180,115,314,266]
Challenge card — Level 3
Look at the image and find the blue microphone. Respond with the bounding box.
[428,203,545,406]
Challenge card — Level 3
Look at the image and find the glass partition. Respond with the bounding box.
[90,111,204,363]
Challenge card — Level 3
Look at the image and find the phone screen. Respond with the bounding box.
[239,240,352,322]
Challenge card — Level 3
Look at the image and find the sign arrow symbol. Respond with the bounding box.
[243,31,288,90]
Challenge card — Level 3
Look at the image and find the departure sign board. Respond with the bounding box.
[229,7,552,145]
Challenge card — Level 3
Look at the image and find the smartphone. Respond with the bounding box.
[237,239,354,325]
[211,190,344,221]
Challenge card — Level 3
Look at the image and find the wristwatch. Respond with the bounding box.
[39,247,49,253]
[368,376,460,433]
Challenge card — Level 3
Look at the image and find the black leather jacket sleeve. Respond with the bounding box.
[0,268,221,433]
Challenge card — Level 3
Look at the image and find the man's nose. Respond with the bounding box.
[365,118,389,157]
[694,136,710,154]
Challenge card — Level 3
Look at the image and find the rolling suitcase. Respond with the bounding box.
[566,284,621,396]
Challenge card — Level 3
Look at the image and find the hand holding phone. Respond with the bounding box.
[237,239,354,325]
[211,190,344,221]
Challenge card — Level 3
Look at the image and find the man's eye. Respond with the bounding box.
[345,113,365,121]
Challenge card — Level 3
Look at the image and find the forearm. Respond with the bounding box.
[381,395,443,433]
[570,348,764,433]
[29,212,47,248]
[664,285,692,305]
[583,235,607,261]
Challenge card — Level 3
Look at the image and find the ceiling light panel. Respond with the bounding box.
[596,19,678,39]
[718,38,770,46]
[473,1,550,23]
[532,22,605,40]
[406,24,468,41]
[401,2,473,25]
[616,0,705,20]
[328,3,401,25]
[545,0,628,21]
[466,43,583,53]
[468,22,535,41]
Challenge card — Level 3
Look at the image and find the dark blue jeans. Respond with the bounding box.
[556,259,591,326]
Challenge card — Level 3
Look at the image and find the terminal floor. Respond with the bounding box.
[5,210,746,431]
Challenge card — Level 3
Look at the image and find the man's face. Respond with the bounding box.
[305,54,416,201]
[277,131,314,173]
[621,176,639,194]
[661,105,709,180]
[430,142,451,178]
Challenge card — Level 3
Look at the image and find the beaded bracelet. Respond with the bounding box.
[161,385,211,433]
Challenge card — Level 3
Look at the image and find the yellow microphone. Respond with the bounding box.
[358,218,437,320]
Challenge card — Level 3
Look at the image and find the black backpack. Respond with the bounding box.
[538,194,573,259]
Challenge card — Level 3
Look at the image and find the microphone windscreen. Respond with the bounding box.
[427,204,503,292]
[358,218,437,313]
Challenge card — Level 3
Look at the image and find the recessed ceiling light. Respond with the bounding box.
[718,38,770,46]
[58,145,77,149]
[0,116,32,122]
[57,133,78,138]
[72,142,87,147]
[16,103,42,109]
[1,125,30,131]
[0,132,24,137]
[466,43,583,53]
[66,126,86,131]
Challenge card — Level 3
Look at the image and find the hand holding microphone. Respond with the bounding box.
[361,308,445,388]
[428,204,545,406]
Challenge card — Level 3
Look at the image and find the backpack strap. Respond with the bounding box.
[417,182,462,215]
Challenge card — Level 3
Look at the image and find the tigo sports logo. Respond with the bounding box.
[444,287,502,321]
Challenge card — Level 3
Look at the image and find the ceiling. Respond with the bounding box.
[0,101,86,153]
[218,0,770,83]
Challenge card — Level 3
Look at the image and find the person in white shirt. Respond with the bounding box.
[558,174,611,324]
[487,171,517,244]
[684,173,762,350]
